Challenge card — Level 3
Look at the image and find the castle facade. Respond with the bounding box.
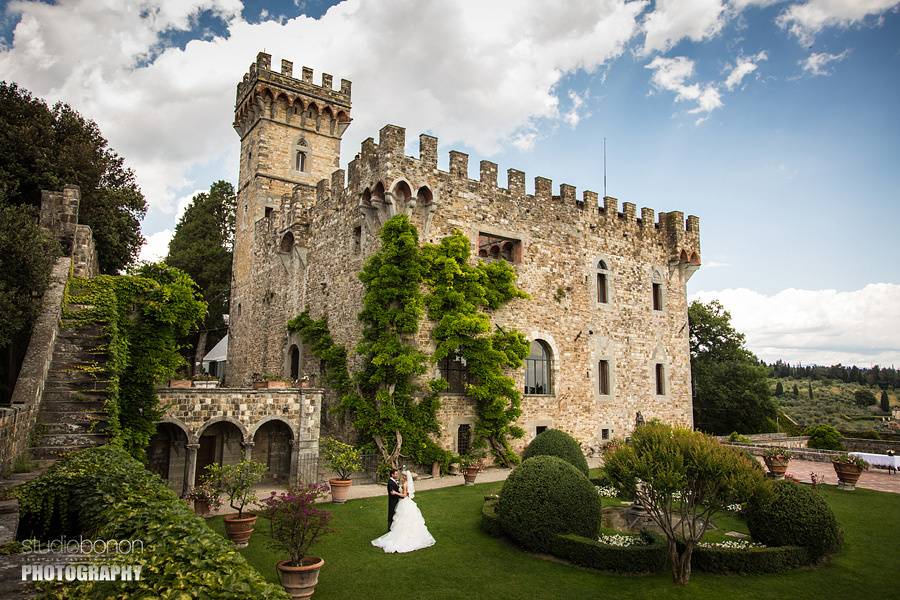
[226,52,701,456]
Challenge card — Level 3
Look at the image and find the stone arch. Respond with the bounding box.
[322,106,335,134]
[680,249,689,263]
[253,419,294,484]
[195,418,247,484]
[524,331,561,396]
[147,422,189,493]
[279,231,295,254]
[415,186,433,207]
[372,181,385,202]
[689,252,701,266]
[288,343,300,380]
[159,416,195,444]
[250,415,297,439]
[196,416,249,442]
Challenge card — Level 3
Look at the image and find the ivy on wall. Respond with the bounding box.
[289,215,529,467]
[64,263,206,458]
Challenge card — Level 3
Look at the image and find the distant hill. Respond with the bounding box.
[770,377,896,433]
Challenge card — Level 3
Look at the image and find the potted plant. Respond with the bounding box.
[321,437,363,503]
[832,453,869,490]
[192,373,219,389]
[257,485,333,599]
[187,481,221,516]
[762,447,792,479]
[460,452,484,486]
[206,460,266,547]
[253,372,289,390]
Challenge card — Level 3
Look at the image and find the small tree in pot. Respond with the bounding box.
[187,481,221,516]
[206,460,266,547]
[460,447,486,485]
[321,437,363,503]
[762,447,792,479]
[257,484,333,599]
[832,453,869,490]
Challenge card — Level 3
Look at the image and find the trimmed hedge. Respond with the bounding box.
[746,479,843,560]
[551,533,668,574]
[497,455,599,552]
[16,446,288,599]
[691,544,810,574]
[480,496,504,538]
[522,428,589,476]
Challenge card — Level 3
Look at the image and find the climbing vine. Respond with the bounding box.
[64,263,206,459]
[290,215,530,468]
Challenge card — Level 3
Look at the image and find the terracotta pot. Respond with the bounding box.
[193,499,210,516]
[168,379,191,388]
[329,478,352,503]
[223,513,257,547]
[764,457,790,478]
[254,380,288,390]
[431,461,441,478]
[463,467,479,485]
[277,557,324,599]
[832,462,863,489]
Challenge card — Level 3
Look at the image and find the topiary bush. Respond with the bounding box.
[496,455,599,552]
[521,428,589,477]
[745,479,842,560]
[805,424,844,450]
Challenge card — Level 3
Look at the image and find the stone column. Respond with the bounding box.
[288,438,299,485]
[183,443,199,497]
[241,440,255,461]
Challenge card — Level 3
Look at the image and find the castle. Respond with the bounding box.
[225,52,701,457]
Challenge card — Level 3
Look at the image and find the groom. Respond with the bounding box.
[387,468,407,529]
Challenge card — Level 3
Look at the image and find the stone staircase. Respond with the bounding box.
[30,311,110,461]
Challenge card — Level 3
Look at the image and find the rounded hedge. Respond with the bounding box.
[522,428,589,477]
[804,424,844,451]
[746,479,842,559]
[497,455,599,552]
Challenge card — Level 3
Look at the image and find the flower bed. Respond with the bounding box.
[550,532,668,574]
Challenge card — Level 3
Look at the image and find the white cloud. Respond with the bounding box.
[800,49,850,76]
[776,0,900,45]
[0,0,646,222]
[646,56,723,120]
[139,228,174,263]
[724,50,768,90]
[691,284,900,367]
[562,90,590,128]
[641,0,727,54]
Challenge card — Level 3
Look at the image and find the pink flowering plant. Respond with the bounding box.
[256,484,333,566]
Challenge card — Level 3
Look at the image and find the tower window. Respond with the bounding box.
[457,424,471,455]
[652,283,663,311]
[296,150,306,172]
[599,360,610,395]
[289,344,300,380]
[352,226,362,254]
[295,138,309,172]
[602,428,610,440]
[596,260,609,304]
[535,425,548,436]
[524,340,553,395]
[655,363,665,395]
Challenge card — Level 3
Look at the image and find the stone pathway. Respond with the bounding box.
[758,457,900,494]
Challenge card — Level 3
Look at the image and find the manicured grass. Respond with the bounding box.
[208,483,900,599]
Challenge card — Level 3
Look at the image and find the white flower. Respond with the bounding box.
[698,539,765,550]
[725,503,743,512]
[597,533,648,547]
[595,485,619,498]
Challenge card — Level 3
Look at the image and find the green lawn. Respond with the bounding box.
[208,483,900,599]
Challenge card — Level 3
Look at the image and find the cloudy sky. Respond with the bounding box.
[1,0,898,367]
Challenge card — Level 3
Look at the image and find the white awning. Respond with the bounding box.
[203,334,228,362]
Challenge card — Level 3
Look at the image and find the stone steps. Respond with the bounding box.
[38,414,109,435]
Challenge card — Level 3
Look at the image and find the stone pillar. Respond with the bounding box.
[242,440,255,461]
[288,438,299,485]
[183,443,199,497]
[296,390,322,483]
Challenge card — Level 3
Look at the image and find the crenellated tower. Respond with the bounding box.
[230,52,352,366]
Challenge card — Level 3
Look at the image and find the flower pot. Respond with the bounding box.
[193,499,211,516]
[832,462,863,490]
[168,379,191,388]
[431,461,441,478]
[764,457,790,479]
[223,513,257,547]
[254,380,288,390]
[277,557,324,599]
[463,467,479,485]
[192,380,218,389]
[329,478,352,503]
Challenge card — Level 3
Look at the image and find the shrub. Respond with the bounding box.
[521,428,589,477]
[690,544,810,574]
[16,446,287,599]
[805,424,844,450]
[551,532,668,574]
[497,456,599,552]
[257,484,333,566]
[745,479,843,560]
[728,431,752,443]
[480,496,503,538]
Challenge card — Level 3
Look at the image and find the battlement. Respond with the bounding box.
[235,51,352,111]
[351,125,701,249]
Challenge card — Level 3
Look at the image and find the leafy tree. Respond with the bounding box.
[792,384,799,398]
[604,422,764,585]
[166,181,235,369]
[881,389,890,413]
[808,381,813,400]
[775,381,784,397]
[689,300,776,434]
[0,83,146,273]
[0,201,60,401]
[853,389,876,407]
[804,424,843,451]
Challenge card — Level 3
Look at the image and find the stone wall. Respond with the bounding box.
[0,258,70,472]
[72,224,98,278]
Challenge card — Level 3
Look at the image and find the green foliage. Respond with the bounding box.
[0,83,146,273]
[64,263,206,456]
[775,381,784,397]
[792,384,800,398]
[321,436,363,480]
[775,377,893,432]
[727,432,752,443]
[550,532,668,574]
[480,495,504,538]
[690,544,810,574]
[15,446,287,598]
[804,424,844,450]
[603,422,765,584]
[853,389,877,407]
[421,231,529,466]
[880,390,890,413]
[746,479,843,559]
[521,428,589,476]
[496,456,600,552]
[256,484,332,566]
[689,300,776,435]
[205,460,266,518]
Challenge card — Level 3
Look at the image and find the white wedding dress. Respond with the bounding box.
[371,471,436,553]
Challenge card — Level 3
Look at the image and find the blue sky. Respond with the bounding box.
[1,0,898,366]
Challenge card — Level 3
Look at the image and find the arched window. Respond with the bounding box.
[289,345,300,380]
[279,231,294,254]
[651,268,665,311]
[596,260,610,304]
[524,340,553,395]
[294,138,309,173]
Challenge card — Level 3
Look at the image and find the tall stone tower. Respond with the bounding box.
[229,52,352,381]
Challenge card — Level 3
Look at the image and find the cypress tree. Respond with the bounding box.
[881,389,890,413]
[775,381,784,397]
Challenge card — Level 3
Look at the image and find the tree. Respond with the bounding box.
[604,422,764,585]
[166,181,235,370]
[775,381,784,397]
[854,389,876,407]
[0,83,146,273]
[808,381,813,400]
[689,300,776,434]
[792,384,799,399]
[881,389,890,413]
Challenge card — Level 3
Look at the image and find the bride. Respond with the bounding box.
[371,469,436,553]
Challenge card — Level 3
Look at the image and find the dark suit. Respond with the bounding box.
[387,477,401,529]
